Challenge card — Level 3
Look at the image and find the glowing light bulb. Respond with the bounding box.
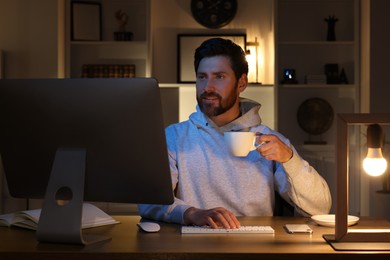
[363,148,387,176]
[363,124,387,176]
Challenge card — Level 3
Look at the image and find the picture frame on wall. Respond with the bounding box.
[177,34,247,83]
[71,2,102,41]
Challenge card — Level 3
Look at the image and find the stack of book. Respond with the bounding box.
[305,74,327,85]
[81,64,136,78]
[0,203,119,230]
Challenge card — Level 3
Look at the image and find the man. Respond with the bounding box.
[138,38,331,228]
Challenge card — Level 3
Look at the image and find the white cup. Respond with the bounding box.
[224,131,259,157]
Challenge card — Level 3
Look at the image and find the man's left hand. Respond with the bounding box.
[256,134,293,163]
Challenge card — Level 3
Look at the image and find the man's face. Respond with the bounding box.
[196,56,239,117]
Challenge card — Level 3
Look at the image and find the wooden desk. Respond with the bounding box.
[0,216,389,259]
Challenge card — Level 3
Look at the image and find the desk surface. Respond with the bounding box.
[0,216,389,259]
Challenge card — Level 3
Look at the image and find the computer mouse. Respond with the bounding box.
[137,222,160,233]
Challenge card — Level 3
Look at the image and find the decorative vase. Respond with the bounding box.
[325,15,338,41]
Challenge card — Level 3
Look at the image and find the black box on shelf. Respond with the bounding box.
[324,64,339,84]
[114,32,133,41]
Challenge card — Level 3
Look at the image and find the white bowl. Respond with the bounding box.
[311,214,359,227]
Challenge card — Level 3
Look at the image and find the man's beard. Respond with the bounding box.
[197,85,238,117]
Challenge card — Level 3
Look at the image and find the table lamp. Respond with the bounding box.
[323,113,390,251]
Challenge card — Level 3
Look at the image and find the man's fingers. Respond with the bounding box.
[207,208,240,229]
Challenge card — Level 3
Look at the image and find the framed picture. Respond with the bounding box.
[177,34,246,83]
[71,2,102,41]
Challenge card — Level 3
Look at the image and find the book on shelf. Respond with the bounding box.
[81,64,136,78]
[305,74,327,85]
[0,202,119,230]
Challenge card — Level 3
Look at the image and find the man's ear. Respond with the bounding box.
[238,74,248,93]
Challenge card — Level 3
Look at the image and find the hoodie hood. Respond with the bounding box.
[189,98,262,133]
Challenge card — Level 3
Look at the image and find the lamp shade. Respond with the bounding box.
[367,124,383,148]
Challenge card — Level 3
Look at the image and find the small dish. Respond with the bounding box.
[311,214,359,227]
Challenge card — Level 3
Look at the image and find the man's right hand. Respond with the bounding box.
[183,207,241,229]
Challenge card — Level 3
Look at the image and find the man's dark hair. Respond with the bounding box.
[194,37,248,80]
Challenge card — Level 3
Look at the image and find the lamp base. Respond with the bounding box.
[323,234,390,251]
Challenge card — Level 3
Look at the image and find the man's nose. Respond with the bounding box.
[204,79,215,92]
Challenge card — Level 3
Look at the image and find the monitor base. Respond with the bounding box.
[36,148,110,245]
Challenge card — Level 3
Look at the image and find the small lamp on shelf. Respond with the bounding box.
[323,114,390,251]
[246,37,259,84]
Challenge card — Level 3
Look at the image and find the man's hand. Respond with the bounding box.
[256,134,293,163]
[183,207,241,229]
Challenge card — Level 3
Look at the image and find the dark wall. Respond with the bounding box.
[370,0,390,112]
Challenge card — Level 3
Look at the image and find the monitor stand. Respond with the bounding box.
[36,148,110,245]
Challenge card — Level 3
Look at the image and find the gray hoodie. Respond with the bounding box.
[138,98,331,224]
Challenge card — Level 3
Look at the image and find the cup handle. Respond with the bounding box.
[252,141,266,151]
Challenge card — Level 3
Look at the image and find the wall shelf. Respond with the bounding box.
[71,40,147,45]
[65,0,151,78]
[279,41,355,46]
[279,84,356,89]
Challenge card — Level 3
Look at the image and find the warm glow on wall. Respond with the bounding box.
[246,37,259,84]
[245,50,256,82]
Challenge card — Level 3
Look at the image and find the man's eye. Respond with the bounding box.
[197,75,206,80]
[216,74,225,79]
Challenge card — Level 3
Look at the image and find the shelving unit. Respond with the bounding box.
[63,0,151,215]
[65,0,151,78]
[275,0,360,214]
[275,0,360,146]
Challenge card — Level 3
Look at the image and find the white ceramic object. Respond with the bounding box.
[311,214,359,227]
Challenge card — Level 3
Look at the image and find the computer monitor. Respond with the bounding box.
[0,78,174,244]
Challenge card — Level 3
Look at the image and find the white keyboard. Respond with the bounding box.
[181,225,275,234]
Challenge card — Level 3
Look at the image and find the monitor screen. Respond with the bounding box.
[0,78,174,205]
